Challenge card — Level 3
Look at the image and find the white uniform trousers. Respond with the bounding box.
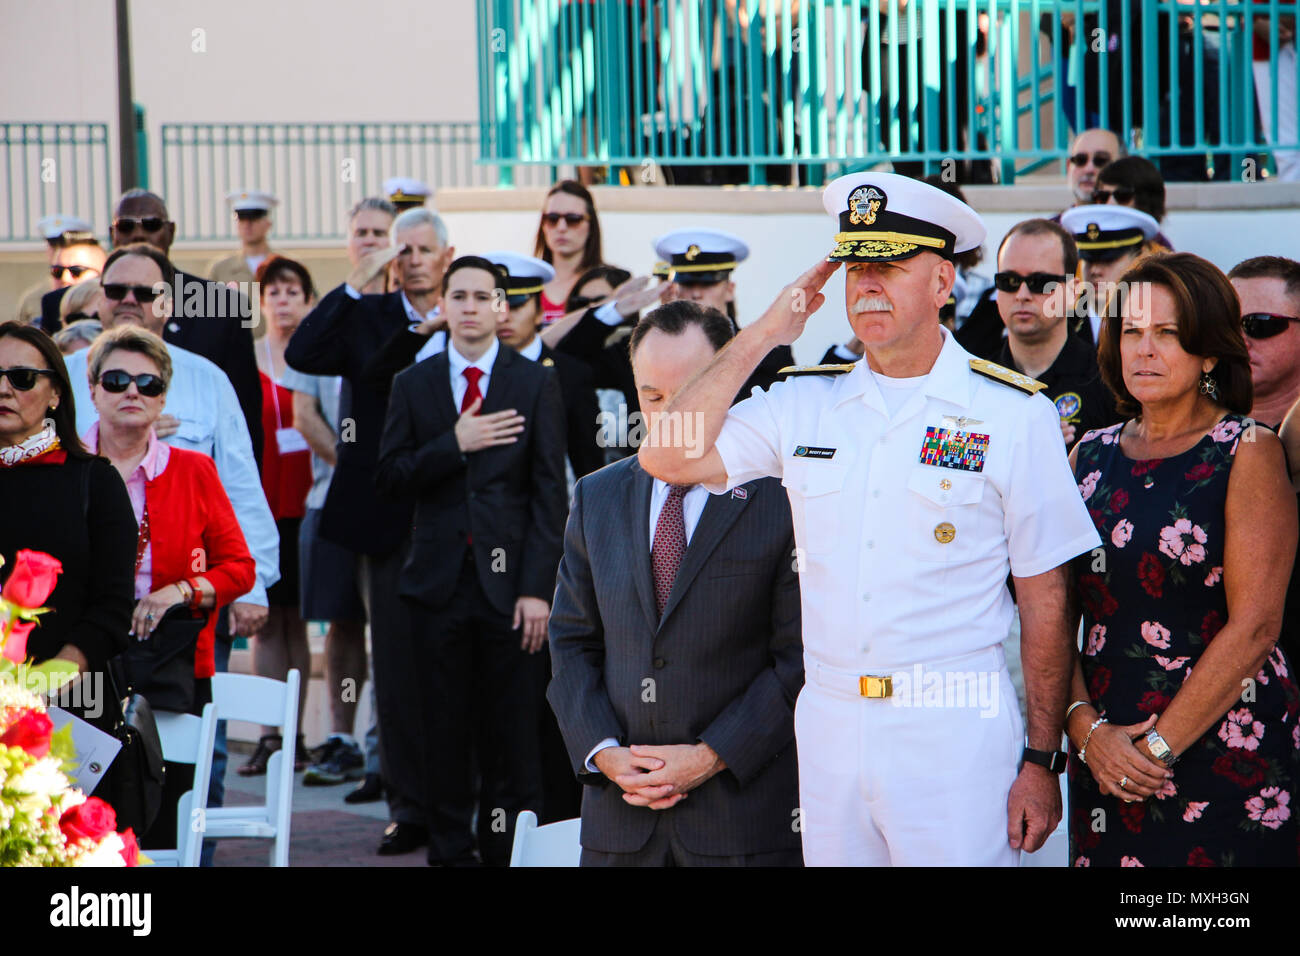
[796,644,1023,866]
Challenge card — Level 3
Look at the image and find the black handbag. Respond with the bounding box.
[89,666,166,837]
[116,607,205,714]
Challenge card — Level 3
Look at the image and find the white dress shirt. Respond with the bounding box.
[516,335,544,362]
[66,343,280,607]
[707,326,1101,673]
[343,283,448,359]
[447,337,500,410]
[585,479,709,771]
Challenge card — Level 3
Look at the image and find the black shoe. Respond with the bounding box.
[344,772,383,804]
[377,821,428,856]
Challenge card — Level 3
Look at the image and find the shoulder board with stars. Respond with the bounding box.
[777,363,857,378]
[968,358,1047,395]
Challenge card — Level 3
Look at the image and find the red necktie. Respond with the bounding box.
[461,366,484,414]
[651,484,690,617]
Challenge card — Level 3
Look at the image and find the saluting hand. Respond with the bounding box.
[752,257,841,346]
[610,275,670,319]
[346,245,401,293]
[454,397,525,453]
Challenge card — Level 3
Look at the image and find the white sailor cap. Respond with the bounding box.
[1060,204,1160,262]
[383,177,433,209]
[37,214,94,242]
[225,189,278,215]
[653,228,749,284]
[483,250,556,302]
[822,171,985,263]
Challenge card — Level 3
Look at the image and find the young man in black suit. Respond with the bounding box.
[284,206,455,854]
[548,300,805,866]
[376,256,568,866]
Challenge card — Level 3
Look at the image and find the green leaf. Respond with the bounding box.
[48,723,78,778]
[26,659,79,694]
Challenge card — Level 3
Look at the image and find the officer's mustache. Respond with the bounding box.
[851,297,893,314]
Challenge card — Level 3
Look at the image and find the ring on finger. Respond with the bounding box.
[1119,775,1129,790]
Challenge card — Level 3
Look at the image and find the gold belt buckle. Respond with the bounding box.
[858,675,893,699]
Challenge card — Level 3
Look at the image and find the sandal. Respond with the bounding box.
[237,733,282,776]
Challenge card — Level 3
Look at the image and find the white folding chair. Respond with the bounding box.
[205,669,299,866]
[509,810,582,867]
[147,702,218,867]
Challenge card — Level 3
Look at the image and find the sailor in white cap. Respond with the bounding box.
[653,227,794,396]
[1060,204,1161,347]
[16,215,100,324]
[486,250,603,480]
[638,171,1101,866]
[208,189,280,288]
[383,177,433,212]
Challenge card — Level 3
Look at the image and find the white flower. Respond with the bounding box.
[8,756,68,802]
[73,832,127,868]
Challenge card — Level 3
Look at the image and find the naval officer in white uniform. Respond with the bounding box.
[639,172,1101,866]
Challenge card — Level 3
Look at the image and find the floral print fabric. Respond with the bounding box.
[1068,415,1299,866]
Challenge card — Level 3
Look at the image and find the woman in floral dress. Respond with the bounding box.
[1065,253,1299,866]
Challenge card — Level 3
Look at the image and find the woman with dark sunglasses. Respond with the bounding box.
[1094,157,1174,253]
[83,324,255,850]
[533,181,606,325]
[0,321,136,678]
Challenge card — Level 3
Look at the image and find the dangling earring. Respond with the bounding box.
[1199,370,1218,400]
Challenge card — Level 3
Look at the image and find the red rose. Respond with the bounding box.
[1187,846,1214,867]
[1137,691,1171,715]
[1,619,34,664]
[1201,610,1224,643]
[1137,553,1165,599]
[0,709,53,758]
[118,828,140,867]
[1079,575,1119,619]
[1108,488,1129,511]
[1212,750,1268,788]
[1,549,63,608]
[1185,462,1215,482]
[1131,459,1161,476]
[1087,664,1111,700]
[59,797,117,843]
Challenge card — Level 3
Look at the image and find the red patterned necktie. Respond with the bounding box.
[651,484,690,617]
[461,366,484,414]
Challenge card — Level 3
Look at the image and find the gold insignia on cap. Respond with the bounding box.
[778,363,857,378]
[969,358,1047,395]
[685,244,700,261]
[1086,222,1100,241]
[934,522,956,544]
[847,185,885,226]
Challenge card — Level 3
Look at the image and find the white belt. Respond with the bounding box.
[807,645,1007,701]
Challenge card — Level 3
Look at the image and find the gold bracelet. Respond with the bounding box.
[1065,699,1090,723]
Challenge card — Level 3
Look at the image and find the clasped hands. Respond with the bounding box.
[1082,713,1172,803]
[595,743,726,810]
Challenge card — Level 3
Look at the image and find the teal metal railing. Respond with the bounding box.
[476,0,1300,184]
[158,122,554,241]
[0,122,112,243]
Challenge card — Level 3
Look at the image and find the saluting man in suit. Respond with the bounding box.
[376,256,568,867]
[549,299,805,867]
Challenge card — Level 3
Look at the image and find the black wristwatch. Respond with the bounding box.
[1021,746,1068,774]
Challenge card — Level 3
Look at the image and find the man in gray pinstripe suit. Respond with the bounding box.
[548,300,805,866]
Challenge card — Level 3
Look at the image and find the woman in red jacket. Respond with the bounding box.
[84,324,255,849]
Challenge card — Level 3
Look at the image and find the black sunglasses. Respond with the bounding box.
[0,367,55,391]
[98,370,167,397]
[1242,312,1300,340]
[567,295,604,311]
[1091,185,1135,204]
[542,212,587,226]
[994,271,1068,295]
[112,216,168,233]
[50,264,99,281]
[1069,151,1112,168]
[101,283,165,302]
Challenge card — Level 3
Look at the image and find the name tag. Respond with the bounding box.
[276,426,310,456]
[793,445,836,460]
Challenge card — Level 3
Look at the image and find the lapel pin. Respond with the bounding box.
[731,486,748,500]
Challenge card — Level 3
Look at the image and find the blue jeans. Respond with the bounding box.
[200,635,232,867]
